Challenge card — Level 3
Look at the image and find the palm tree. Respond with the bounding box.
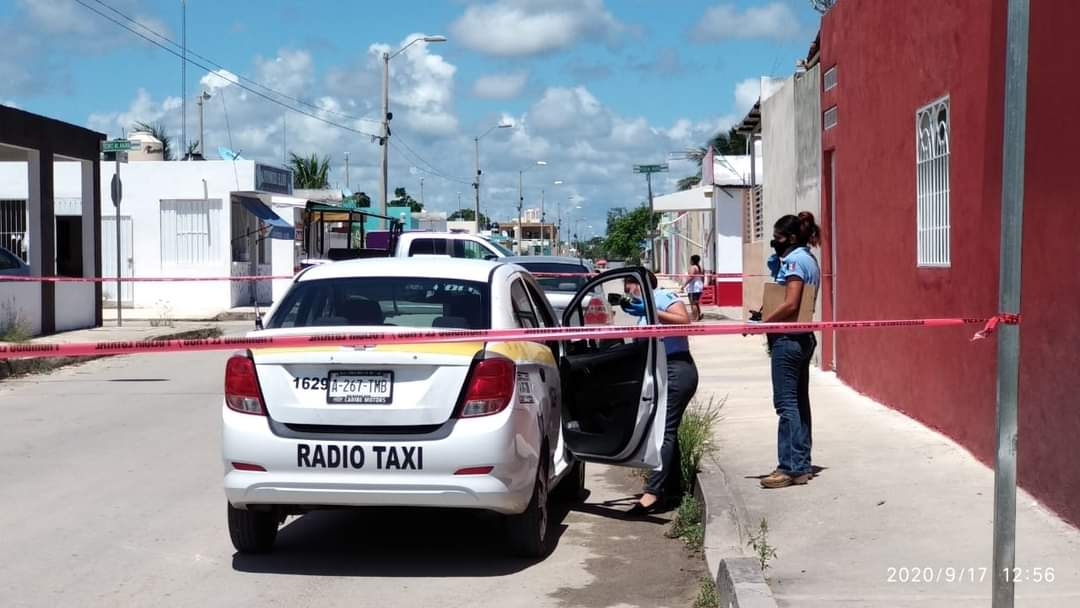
[131,120,173,160]
[675,128,749,190]
[289,153,330,189]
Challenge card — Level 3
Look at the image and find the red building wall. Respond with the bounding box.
[822,0,1080,526]
[1015,2,1080,526]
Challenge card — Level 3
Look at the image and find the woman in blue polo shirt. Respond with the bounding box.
[620,270,699,515]
[760,212,821,489]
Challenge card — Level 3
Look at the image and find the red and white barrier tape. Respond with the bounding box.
[0,274,295,283]
[0,271,822,283]
[0,315,1019,361]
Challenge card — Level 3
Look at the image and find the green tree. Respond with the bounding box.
[448,208,491,229]
[391,187,424,213]
[355,191,372,208]
[131,120,173,160]
[604,204,657,264]
[580,236,607,260]
[289,153,331,189]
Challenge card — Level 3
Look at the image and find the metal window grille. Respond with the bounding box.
[916,96,951,267]
[0,199,28,261]
[160,199,222,266]
[824,66,838,91]
[823,106,838,130]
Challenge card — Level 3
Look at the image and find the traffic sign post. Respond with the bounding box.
[102,140,131,326]
[634,164,669,271]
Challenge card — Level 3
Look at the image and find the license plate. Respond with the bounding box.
[326,371,394,404]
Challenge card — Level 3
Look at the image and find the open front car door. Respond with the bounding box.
[558,267,666,469]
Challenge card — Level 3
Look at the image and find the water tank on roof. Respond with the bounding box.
[127,131,165,161]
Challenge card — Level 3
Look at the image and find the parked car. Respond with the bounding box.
[501,255,613,324]
[0,246,29,277]
[222,258,666,557]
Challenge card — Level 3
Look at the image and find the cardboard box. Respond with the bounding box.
[761,282,817,323]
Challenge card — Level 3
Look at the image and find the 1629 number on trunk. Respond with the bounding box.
[294,376,329,390]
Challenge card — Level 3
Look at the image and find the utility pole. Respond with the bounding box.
[420,177,425,207]
[518,170,524,255]
[992,1,1029,606]
[474,137,482,232]
[181,0,187,160]
[540,188,545,255]
[345,152,350,189]
[634,163,668,271]
[381,49,391,229]
[197,91,210,158]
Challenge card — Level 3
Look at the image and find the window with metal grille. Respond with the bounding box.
[0,199,28,261]
[160,199,223,266]
[823,106,838,130]
[916,96,950,267]
[824,66,838,91]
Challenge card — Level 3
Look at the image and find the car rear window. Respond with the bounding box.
[267,277,490,330]
[517,262,591,292]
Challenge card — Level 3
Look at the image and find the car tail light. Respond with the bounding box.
[225,354,266,416]
[456,357,515,418]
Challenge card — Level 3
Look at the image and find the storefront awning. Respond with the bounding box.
[236,195,295,239]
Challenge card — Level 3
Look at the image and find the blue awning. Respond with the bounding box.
[236,196,295,240]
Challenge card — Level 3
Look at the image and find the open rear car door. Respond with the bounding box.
[558,267,666,469]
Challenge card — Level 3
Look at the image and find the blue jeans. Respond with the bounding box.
[645,354,699,499]
[768,334,816,476]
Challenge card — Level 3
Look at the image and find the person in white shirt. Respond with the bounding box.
[683,255,704,322]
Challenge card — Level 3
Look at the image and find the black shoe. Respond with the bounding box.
[625,498,669,517]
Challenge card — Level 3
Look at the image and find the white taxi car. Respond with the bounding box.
[222,257,666,557]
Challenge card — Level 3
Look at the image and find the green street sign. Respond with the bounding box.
[633,163,669,174]
[102,139,134,153]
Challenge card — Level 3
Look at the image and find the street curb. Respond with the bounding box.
[696,462,779,607]
[0,326,223,381]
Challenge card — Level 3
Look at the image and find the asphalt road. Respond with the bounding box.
[0,349,706,608]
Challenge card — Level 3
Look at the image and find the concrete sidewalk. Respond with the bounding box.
[691,325,1080,607]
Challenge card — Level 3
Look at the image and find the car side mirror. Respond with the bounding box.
[607,293,624,306]
[484,254,498,261]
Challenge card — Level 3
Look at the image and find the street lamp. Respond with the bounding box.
[518,161,546,254]
[473,121,512,232]
[381,34,447,228]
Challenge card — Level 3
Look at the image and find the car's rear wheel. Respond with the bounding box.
[554,458,586,503]
[227,503,278,554]
[505,445,552,558]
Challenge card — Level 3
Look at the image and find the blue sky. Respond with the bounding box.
[1,0,821,236]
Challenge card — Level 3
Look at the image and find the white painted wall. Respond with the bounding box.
[55,283,95,331]
[97,160,256,316]
[0,283,42,336]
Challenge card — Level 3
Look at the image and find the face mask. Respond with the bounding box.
[770,239,790,256]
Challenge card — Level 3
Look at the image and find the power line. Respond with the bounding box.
[88,0,383,128]
[73,0,380,139]
[391,137,472,186]
[82,0,475,193]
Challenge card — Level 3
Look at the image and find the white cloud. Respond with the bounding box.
[528,86,610,135]
[200,69,240,92]
[472,72,530,100]
[735,78,762,115]
[691,2,803,42]
[84,47,748,240]
[450,0,633,57]
[16,0,171,52]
